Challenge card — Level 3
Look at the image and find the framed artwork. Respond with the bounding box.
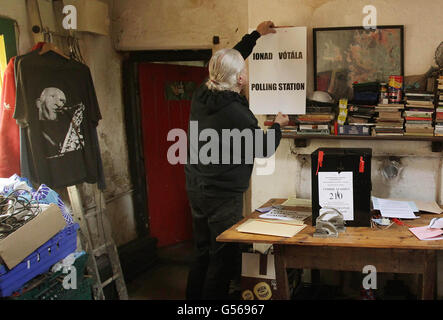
[313,26,404,100]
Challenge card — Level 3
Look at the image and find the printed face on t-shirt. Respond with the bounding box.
[37,87,66,120]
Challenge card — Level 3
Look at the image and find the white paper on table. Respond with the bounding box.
[429,218,443,229]
[372,196,418,212]
[372,197,419,219]
[248,27,307,115]
[236,219,306,238]
[392,199,443,214]
[281,197,312,207]
[318,171,354,221]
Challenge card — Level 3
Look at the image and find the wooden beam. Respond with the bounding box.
[26,0,44,44]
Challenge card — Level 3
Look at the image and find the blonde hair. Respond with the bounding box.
[206,48,245,92]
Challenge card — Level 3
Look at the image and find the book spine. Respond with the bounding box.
[264,120,296,126]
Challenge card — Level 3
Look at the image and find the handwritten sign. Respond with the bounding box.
[248,27,307,115]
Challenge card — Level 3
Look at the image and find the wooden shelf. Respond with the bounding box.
[282,133,443,151]
[282,133,443,141]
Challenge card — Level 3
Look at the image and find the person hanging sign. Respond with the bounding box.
[248,27,307,115]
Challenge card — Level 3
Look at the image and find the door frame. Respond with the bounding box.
[122,50,212,238]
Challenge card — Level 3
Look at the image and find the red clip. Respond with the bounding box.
[316,151,324,175]
[359,156,365,173]
[392,218,413,228]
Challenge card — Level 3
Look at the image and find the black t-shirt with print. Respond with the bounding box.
[14,51,102,188]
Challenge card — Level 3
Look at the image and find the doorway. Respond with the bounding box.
[123,50,212,247]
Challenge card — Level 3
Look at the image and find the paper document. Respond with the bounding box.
[281,197,312,207]
[429,218,443,229]
[259,208,311,222]
[371,197,419,219]
[255,206,273,213]
[248,27,307,115]
[409,226,443,241]
[377,197,443,214]
[372,196,418,212]
[318,171,354,221]
[252,243,273,255]
[236,219,306,238]
[414,201,443,214]
[386,199,417,212]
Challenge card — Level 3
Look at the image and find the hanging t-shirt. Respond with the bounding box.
[0,57,20,178]
[0,42,46,179]
[14,51,102,188]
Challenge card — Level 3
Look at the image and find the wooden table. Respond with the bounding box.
[217,198,443,300]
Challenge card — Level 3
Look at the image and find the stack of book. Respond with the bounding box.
[435,76,443,136]
[338,104,376,136]
[347,104,377,124]
[404,91,435,136]
[294,113,335,135]
[373,103,405,136]
[264,115,298,134]
[264,99,337,135]
[292,100,336,135]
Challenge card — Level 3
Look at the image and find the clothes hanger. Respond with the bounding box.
[39,30,70,60]
[39,42,70,60]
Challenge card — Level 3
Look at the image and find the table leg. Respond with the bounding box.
[274,245,290,300]
[311,269,320,285]
[421,250,436,300]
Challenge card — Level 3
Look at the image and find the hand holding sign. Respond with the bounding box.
[256,21,277,36]
[274,112,289,127]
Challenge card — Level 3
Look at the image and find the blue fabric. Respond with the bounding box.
[0,174,34,198]
[0,175,74,225]
[32,184,74,225]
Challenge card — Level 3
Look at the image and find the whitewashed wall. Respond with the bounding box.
[249,0,443,210]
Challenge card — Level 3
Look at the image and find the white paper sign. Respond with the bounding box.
[318,171,354,221]
[248,27,307,115]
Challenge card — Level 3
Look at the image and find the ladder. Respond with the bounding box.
[67,185,128,300]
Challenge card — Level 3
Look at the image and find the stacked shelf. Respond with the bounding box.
[435,75,443,136]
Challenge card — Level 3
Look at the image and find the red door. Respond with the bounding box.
[138,63,208,247]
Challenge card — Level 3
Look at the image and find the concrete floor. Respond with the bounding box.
[127,241,193,300]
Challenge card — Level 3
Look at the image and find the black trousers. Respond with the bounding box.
[186,192,244,300]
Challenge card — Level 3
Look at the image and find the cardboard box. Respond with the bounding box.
[0,204,67,270]
[240,252,278,300]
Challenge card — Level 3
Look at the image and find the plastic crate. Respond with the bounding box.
[0,223,79,297]
[11,251,89,300]
[14,276,93,300]
[59,277,93,300]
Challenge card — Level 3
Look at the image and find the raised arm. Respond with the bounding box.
[233,21,276,59]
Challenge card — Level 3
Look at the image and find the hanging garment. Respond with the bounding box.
[0,57,19,178]
[14,50,103,189]
[0,43,45,178]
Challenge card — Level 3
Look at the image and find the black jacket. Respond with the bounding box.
[185,31,282,196]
